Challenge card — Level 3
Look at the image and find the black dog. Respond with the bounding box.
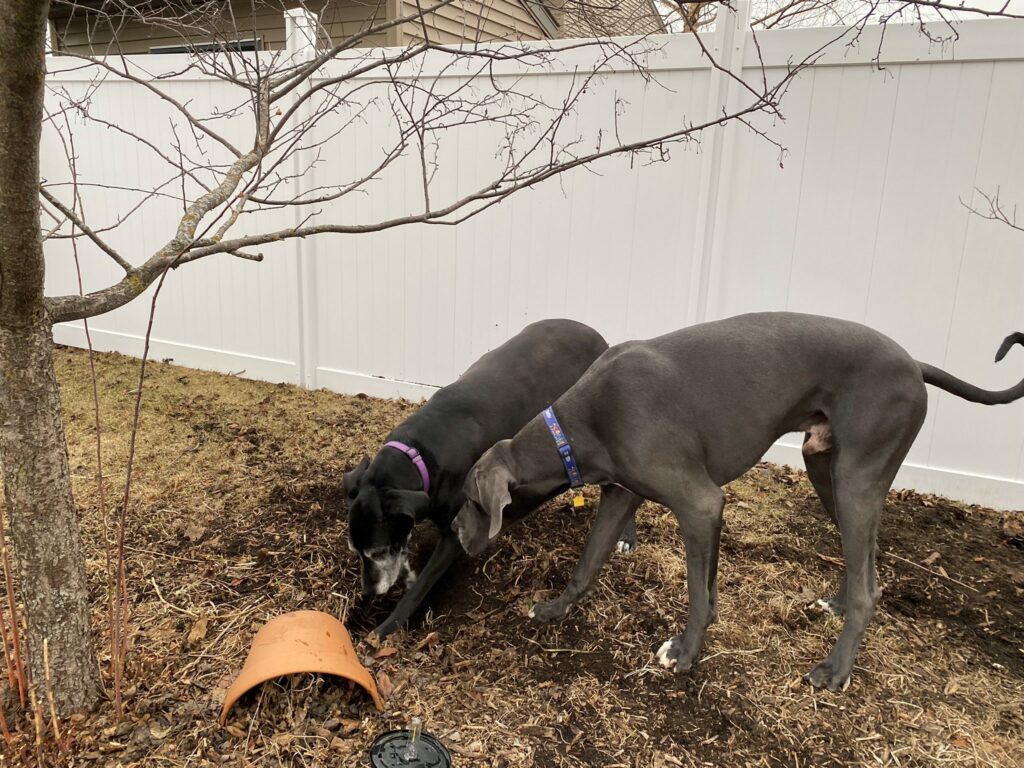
[343,319,613,637]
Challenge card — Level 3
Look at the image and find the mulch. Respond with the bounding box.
[2,346,1021,766]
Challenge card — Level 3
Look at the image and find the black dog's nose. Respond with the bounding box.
[360,576,378,597]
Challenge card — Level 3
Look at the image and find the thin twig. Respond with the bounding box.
[0,607,14,692]
[962,187,1024,233]
[30,683,43,758]
[885,550,980,593]
[148,578,200,619]
[58,105,121,719]
[0,698,11,746]
[0,506,26,707]
[113,237,196,699]
[39,187,134,273]
[42,639,61,744]
[525,637,602,655]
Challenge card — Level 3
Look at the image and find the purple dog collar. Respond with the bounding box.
[384,441,431,494]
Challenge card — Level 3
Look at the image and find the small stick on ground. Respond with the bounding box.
[29,683,43,758]
[0,601,15,690]
[525,638,602,655]
[0,506,26,706]
[43,638,61,744]
[885,550,980,593]
[0,697,12,745]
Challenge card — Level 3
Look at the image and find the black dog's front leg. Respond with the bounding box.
[372,533,462,639]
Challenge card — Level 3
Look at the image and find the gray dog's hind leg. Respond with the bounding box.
[616,514,639,554]
[803,466,887,691]
[804,396,922,691]
[803,448,846,616]
[530,485,644,622]
[656,477,725,674]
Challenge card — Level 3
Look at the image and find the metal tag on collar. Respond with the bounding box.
[572,492,585,509]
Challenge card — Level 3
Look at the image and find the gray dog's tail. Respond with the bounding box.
[918,332,1024,405]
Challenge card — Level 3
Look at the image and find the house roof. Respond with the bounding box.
[48,1,206,21]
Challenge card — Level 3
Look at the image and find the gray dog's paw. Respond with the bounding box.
[656,639,677,668]
[655,637,696,673]
[804,661,852,692]
[529,600,568,623]
[615,539,636,555]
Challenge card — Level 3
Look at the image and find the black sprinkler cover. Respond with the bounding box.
[369,729,452,768]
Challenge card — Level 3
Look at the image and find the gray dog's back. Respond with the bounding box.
[566,312,924,487]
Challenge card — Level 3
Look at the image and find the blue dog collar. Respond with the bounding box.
[542,406,584,488]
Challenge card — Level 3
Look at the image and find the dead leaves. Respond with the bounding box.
[375,671,393,700]
[186,616,210,646]
[413,631,439,652]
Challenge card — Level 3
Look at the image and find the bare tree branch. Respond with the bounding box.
[39,187,134,273]
[963,188,1024,234]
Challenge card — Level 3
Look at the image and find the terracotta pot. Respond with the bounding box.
[220,610,383,723]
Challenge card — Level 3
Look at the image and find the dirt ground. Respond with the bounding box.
[3,346,1023,766]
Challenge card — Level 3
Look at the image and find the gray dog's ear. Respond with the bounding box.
[479,462,514,540]
[343,456,371,500]
[454,442,515,556]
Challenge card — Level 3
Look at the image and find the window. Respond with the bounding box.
[523,1,559,38]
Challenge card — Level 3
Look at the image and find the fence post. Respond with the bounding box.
[686,0,750,326]
[285,9,319,388]
[284,8,318,59]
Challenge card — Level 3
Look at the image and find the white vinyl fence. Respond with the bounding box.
[42,12,1024,509]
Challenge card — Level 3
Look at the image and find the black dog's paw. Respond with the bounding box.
[814,597,846,617]
[655,637,697,673]
[804,660,852,692]
[529,600,568,623]
[371,617,401,640]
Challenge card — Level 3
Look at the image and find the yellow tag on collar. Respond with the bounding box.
[572,493,585,509]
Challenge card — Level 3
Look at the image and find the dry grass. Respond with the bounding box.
[3,346,1023,766]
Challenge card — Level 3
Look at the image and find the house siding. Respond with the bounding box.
[400,0,544,45]
[52,1,388,55]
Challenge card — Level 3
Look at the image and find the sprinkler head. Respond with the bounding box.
[369,720,451,768]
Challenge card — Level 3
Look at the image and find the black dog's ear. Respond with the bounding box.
[384,489,430,522]
[343,456,370,500]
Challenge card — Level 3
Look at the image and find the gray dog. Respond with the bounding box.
[452,312,1023,691]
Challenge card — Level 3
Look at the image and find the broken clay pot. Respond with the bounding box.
[220,610,384,723]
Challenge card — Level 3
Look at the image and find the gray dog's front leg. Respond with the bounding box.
[656,483,725,674]
[530,485,643,622]
[616,516,639,554]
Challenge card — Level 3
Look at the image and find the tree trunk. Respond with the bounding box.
[0,0,102,714]
[0,324,102,714]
